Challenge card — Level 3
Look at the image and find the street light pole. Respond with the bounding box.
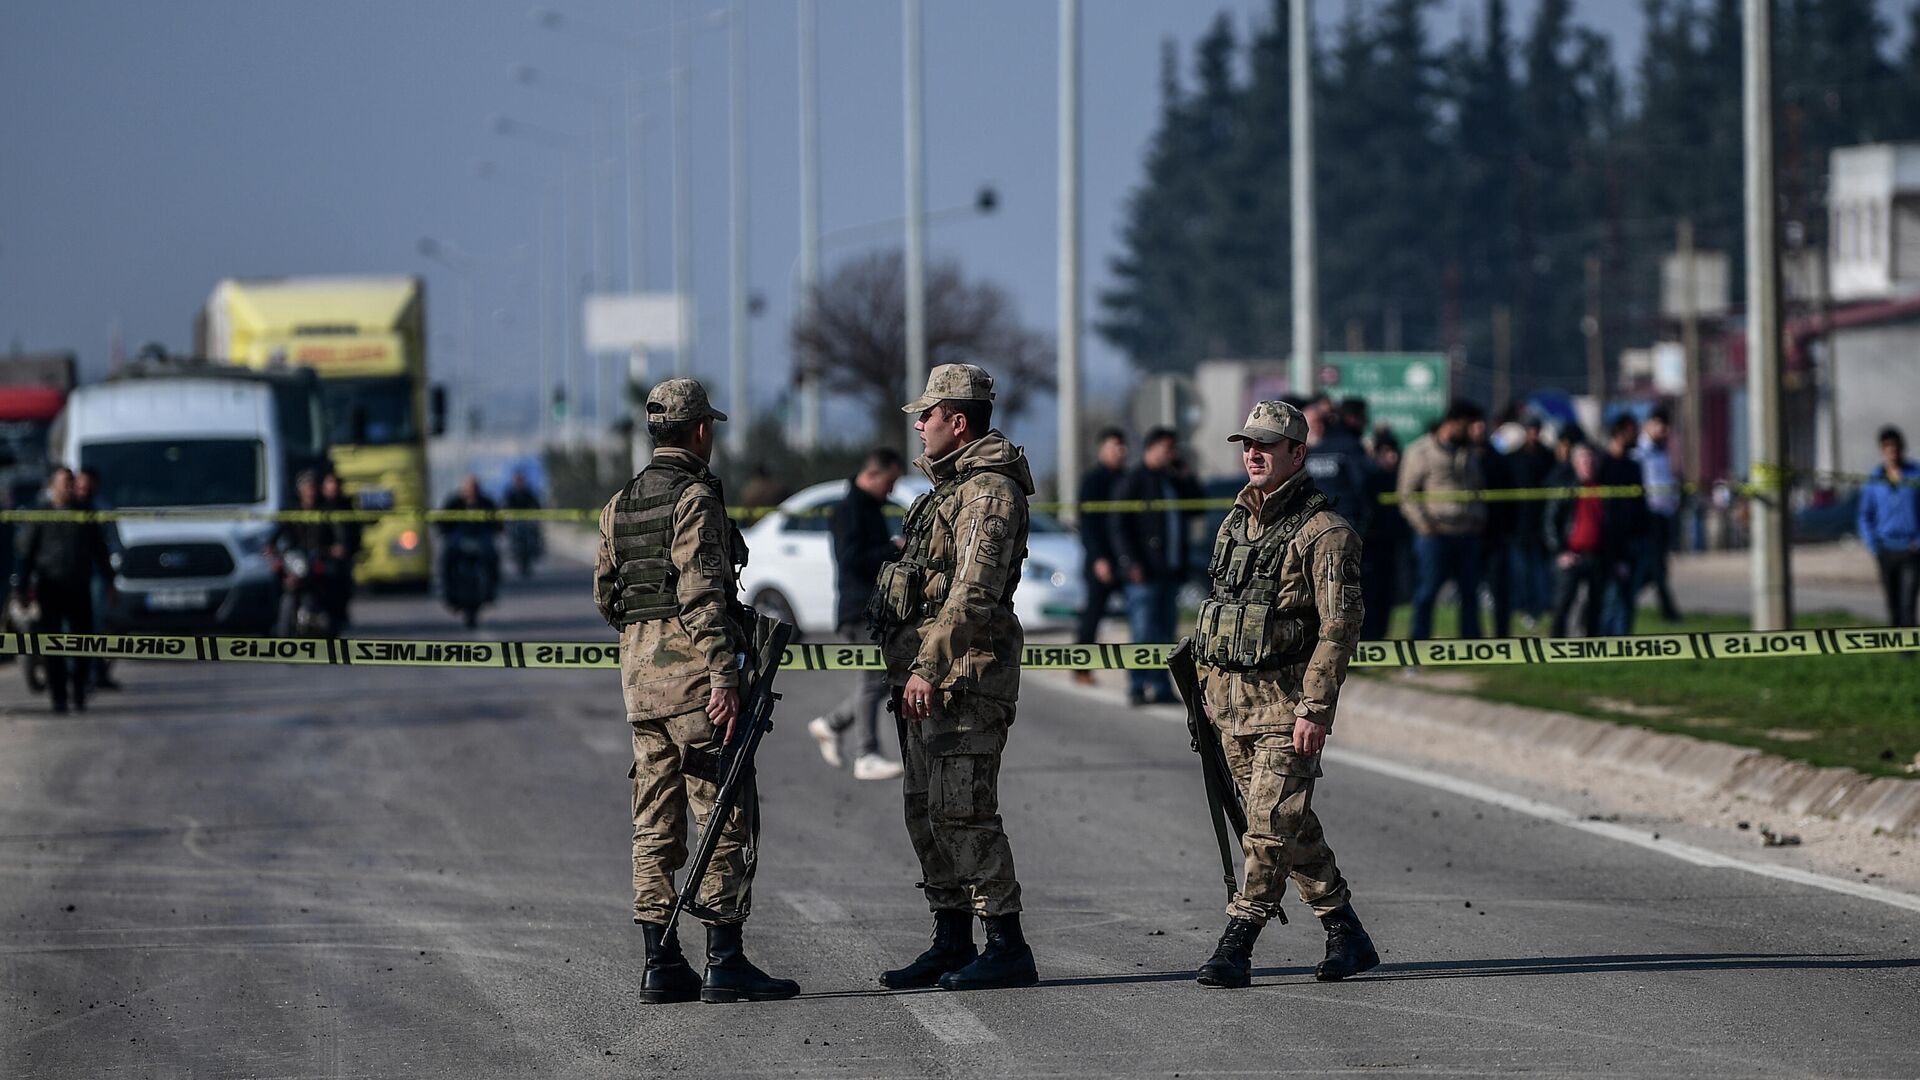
[1290,0,1318,395]
[672,0,695,378]
[902,0,927,450]
[727,0,749,458]
[1056,0,1082,521]
[797,0,822,451]
[1743,0,1790,629]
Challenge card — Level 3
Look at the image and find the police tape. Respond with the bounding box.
[6,626,1917,672]
[0,478,1835,526]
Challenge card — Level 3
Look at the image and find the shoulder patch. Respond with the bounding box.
[983,517,1008,540]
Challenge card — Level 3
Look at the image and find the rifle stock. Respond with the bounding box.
[660,613,795,940]
[1169,639,1251,906]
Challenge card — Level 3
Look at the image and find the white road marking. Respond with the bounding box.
[781,892,1001,1047]
[782,891,849,924]
[1324,748,1920,916]
[898,996,998,1046]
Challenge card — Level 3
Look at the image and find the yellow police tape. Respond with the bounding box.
[7,626,1917,671]
[4,463,1905,526]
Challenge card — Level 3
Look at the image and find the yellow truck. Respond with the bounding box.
[197,276,443,588]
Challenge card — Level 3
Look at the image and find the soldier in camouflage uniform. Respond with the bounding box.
[593,378,800,1005]
[869,363,1039,992]
[1188,400,1381,988]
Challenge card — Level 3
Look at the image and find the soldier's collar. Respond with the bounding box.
[1238,470,1310,524]
[651,446,710,474]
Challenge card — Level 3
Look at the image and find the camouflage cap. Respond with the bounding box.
[645,378,728,423]
[1227,400,1308,445]
[901,363,996,414]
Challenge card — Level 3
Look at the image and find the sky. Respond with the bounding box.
[0,0,1903,479]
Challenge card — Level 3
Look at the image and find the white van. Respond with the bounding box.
[55,377,286,632]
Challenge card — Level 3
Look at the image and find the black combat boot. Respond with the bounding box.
[880,909,977,989]
[936,914,1037,991]
[1195,917,1263,988]
[637,922,701,1005]
[700,923,801,1003]
[1314,903,1380,982]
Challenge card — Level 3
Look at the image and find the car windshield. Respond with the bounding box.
[82,438,266,507]
[320,376,417,446]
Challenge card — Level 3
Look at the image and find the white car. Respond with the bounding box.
[738,477,1085,637]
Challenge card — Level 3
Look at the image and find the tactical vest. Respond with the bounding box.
[867,468,1024,634]
[1191,482,1329,670]
[607,460,746,626]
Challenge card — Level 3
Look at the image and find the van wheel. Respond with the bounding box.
[751,588,797,629]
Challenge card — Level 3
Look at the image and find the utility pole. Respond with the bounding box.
[1678,219,1704,514]
[797,0,822,451]
[671,0,694,377]
[1743,0,1790,629]
[727,0,748,458]
[1289,0,1318,396]
[1056,0,1081,521]
[1583,255,1605,409]
[1491,304,1512,412]
[903,0,927,450]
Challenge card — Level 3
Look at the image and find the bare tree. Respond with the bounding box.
[792,250,1055,452]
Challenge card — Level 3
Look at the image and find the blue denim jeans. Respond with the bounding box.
[1410,534,1482,641]
[1510,543,1553,620]
[1124,579,1177,699]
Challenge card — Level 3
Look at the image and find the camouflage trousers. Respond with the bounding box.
[628,709,754,925]
[1214,725,1351,924]
[894,690,1023,917]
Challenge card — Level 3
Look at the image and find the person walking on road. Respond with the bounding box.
[808,447,907,781]
[1398,400,1486,640]
[1859,425,1920,629]
[13,466,113,714]
[870,363,1038,992]
[593,378,800,1005]
[321,470,359,629]
[1543,443,1614,638]
[1633,409,1684,623]
[1111,427,1204,704]
[1188,400,1379,988]
[1071,428,1129,685]
[74,466,121,691]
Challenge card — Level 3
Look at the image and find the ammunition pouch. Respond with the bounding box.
[1192,598,1318,671]
[867,559,934,635]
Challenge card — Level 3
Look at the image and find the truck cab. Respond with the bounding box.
[55,377,287,632]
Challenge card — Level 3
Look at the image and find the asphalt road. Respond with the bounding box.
[2,559,1917,1079]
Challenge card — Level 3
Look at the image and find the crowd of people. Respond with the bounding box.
[1064,397,1699,652]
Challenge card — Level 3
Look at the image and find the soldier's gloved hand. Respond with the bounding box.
[902,673,937,721]
[708,685,741,742]
[1293,716,1328,756]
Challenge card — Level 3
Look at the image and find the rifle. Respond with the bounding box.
[1167,639,1252,907]
[660,612,796,941]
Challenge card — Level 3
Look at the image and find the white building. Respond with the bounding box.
[1829,143,1920,303]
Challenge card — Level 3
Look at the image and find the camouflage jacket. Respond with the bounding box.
[881,431,1033,703]
[594,447,743,721]
[1198,471,1364,744]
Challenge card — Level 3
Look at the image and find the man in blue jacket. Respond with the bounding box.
[1859,425,1920,628]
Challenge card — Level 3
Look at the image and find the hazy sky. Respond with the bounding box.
[0,0,1900,473]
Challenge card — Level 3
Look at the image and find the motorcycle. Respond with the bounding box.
[443,533,496,629]
[271,547,335,638]
[508,520,543,579]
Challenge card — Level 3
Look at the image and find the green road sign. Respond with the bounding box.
[1319,353,1448,446]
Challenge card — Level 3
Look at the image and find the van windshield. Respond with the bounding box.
[82,439,266,508]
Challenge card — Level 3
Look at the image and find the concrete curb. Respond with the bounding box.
[1339,678,1920,840]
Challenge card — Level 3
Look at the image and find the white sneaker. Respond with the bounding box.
[807,717,844,768]
[853,753,904,781]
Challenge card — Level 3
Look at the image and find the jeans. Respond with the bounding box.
[827,623,889,757]
[1510,543,1553,621]
[1485,538,1513,639]
[1550,553,1607,638]
[1634,513,1681,622]
[1124,579,1178,699]
[1877,549,1920,628]
[1601,543,1639,636]
[1410,534,1482,641]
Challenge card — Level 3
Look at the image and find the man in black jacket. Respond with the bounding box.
[1071,428,1128,685]
[809,448,906,780]
[1598,415,1648,635]
[13,466,113,713]
[1504,419,1557,629]
[1110,427,1203,704]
